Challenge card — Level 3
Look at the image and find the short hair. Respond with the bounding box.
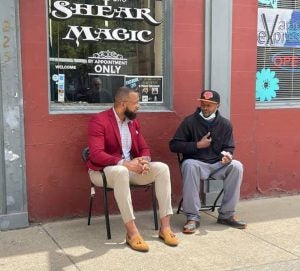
[114,86,139,103]
[92,77,102,85]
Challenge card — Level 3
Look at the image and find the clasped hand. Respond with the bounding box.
[124,157,150,174]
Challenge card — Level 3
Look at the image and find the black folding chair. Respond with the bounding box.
[176,153,228,214]
[82,147,158,239]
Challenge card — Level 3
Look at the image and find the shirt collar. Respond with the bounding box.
[112,107,131,124]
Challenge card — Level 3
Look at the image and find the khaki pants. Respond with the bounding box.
[88,162,173,224]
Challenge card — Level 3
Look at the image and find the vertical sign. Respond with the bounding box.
[57,74,65,102]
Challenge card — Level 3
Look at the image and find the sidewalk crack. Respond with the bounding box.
[41,224,82,271]
[246,231,299,258]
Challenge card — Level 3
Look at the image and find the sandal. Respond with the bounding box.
[182,220,200,234]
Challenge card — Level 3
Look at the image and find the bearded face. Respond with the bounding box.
[124,107,137,120]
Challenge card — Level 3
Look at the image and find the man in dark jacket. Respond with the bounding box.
[169,90,247,233]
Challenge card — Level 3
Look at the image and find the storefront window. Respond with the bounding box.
[47,0,170,113]
[256,0,300,108]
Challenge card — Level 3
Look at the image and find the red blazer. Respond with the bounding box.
[87,108,151,171]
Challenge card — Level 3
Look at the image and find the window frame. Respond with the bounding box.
[46,0,173,114]
[256,0,300,109]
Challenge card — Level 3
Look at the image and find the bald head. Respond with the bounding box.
[114,87,139,104]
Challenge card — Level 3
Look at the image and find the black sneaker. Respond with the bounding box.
[217,216,247,229]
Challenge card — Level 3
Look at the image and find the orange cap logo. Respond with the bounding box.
[203,91,213,100]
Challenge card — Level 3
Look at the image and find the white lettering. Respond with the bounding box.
[71,3,94,16]
[95,5,114,18]
[135,8,161,25]
[94,65,102,73]
[94,28,114,41]
[55,64,76,70]
[63,26,153,46]
[62,26,96,47]
[137,30,153,43]
[114,7,135,20]
[51,1,161,25]
[112,28,129,41]
[94,65,122,74]
[52,1,72,19]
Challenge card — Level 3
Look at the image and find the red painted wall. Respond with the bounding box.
[19,0,299,222]
[232,0,300,197]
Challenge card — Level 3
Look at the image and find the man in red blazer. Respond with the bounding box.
[87,86,178,252]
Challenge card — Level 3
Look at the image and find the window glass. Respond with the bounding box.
[256,0,300,108]
[48,0,166,111]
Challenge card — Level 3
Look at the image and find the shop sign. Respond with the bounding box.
[88,50,128,75]
[272,52,300,71]
[257,8,300,47]
[49,0,162,47]
[125,76,163,103]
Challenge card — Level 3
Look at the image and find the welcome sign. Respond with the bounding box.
[257,8,300,47]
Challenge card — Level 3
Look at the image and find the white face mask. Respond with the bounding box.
[200,111,216,120]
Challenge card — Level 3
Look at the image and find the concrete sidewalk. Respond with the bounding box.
[1,195,300,271]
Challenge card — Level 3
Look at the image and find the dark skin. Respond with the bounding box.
[196,100,232,164]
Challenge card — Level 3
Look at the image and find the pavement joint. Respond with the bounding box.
[41,224,82,271]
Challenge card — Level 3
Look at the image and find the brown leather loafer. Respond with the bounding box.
[159,228,179,247]
[126,234,149,252]
[217,216,247,229]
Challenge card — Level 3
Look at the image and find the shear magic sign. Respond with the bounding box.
[49,0,162,47]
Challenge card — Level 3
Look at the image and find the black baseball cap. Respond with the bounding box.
[197,90,220,104]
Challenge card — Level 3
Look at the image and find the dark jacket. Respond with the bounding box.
[169,107,235,164]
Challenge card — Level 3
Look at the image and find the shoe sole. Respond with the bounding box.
[158,235,178,247]
[217,220,247,229]
[182,229,196,234]
[182,222,200,234]
[126,241,149,252]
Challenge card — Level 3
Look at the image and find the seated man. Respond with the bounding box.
[169,90,247,234]
[87,86,179,252]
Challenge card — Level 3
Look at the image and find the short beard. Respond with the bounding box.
[124,108,137,120]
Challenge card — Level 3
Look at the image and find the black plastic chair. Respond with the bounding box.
[82,147,158,239]
[176,153,228,214]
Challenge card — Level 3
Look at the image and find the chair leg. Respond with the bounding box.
[177,198,183,214]
[151,184,158,230]
[103,187,111,239]
[212,188,224,212]
[88,195,93,225]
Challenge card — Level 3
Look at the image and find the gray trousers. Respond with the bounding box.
[181,159,243,221]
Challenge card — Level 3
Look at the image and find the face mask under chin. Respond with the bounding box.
[200,111,216,120]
